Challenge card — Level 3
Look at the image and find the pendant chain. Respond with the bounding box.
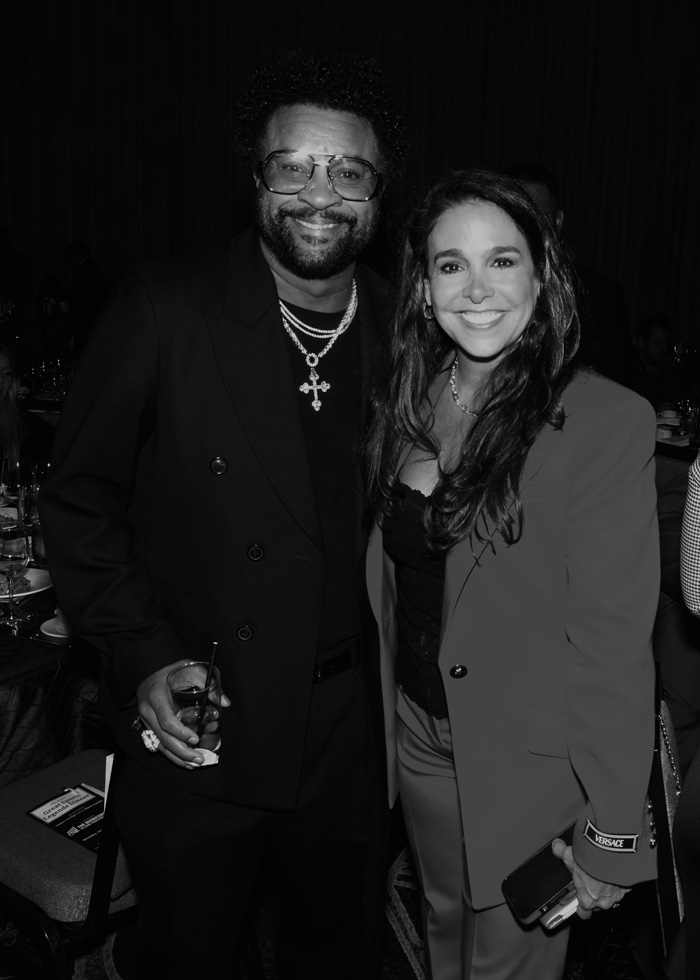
[279,280,358,412]
[449,357,480,419]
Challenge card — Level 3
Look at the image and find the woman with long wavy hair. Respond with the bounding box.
[362,169,658,979]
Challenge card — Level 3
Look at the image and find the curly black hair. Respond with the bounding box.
[233,50,409,180]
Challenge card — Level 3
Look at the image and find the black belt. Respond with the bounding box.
[313,640,361,683]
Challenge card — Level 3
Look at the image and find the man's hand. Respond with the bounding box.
[552,838,630,919]
[135,662,231,769]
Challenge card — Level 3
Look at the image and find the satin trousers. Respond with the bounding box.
[396,688,571,980]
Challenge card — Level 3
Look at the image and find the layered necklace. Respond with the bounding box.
[449,356,481,419]
[279,280,358,412]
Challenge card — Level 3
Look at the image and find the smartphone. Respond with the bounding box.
[501,822,576,926]
[540,889,578,929]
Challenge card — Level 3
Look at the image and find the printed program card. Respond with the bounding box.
[28,783,105,853]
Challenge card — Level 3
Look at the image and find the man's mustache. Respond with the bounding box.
[277,206,357,227]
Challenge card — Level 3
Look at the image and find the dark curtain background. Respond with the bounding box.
[2,0,698,341]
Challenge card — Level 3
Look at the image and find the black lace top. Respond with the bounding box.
[383,484,448,719]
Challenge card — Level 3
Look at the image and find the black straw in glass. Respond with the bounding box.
[196,641,218,733]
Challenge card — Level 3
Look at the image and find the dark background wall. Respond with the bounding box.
[2,0,698,341]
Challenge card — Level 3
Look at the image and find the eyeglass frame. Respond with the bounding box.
[258,151,383,202]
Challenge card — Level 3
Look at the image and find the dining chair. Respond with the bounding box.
[0,749,135,979]
[0,748,267,980]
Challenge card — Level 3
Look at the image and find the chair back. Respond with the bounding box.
[0,749,136,979]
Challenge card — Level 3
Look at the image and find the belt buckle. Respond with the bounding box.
[314,664,324,684]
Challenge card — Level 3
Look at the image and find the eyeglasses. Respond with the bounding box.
[259,152,381,202]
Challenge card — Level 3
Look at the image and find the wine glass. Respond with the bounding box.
[1,457,35,506]
[18,483,47,570]
[0,521,31,630]
[33,461,51,484]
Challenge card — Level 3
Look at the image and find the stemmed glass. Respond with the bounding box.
[18,467,49,570]
[32,461,51,484]
[0,521,31,630]
[1,457,35,506]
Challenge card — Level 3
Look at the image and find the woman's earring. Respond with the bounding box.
[423,302,435,321]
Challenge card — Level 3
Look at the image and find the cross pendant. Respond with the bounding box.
[299,367,330,411]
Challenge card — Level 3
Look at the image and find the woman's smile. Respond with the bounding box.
[456,310,507,327]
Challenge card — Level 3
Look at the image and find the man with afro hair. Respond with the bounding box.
[41,50,407,979]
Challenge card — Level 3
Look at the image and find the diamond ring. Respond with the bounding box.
[140,729,160,752]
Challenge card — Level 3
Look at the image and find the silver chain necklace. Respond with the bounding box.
[279,280,358,412]
[449,356,480,419]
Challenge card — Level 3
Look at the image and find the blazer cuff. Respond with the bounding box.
[571,810,657,886]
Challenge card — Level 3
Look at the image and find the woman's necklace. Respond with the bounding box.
[279,280,358,412]
[449,357,480,419]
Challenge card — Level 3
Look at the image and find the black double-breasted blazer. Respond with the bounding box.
[40,229,388,808]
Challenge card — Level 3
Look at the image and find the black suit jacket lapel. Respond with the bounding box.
[203,230,322,551]
[351,264,387,563]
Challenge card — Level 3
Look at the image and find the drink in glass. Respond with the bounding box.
[166,661,222,763]
[0,522,30,628]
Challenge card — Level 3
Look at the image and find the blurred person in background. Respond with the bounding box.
[664,454,700,980]
[629,313,680,412]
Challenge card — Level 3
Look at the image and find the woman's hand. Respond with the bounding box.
[552,838,630,919]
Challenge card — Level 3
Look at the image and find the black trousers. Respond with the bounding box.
[115,667,387,980]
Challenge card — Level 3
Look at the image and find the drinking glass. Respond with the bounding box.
[1,457,35,506]
[0,521,31,629]
[32,461,52,484]
[19,484,47,569]
[167,661,222,764]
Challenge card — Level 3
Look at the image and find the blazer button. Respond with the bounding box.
[209,456,227,475]
[449,664,468,679]
[247,544,265,561]
[237,625,254,642]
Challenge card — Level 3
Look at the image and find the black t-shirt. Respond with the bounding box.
[283,302,361,655]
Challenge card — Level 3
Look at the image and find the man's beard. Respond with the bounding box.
[255,197,379,280]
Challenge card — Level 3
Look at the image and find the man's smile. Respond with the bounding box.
[295,218,342,232]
